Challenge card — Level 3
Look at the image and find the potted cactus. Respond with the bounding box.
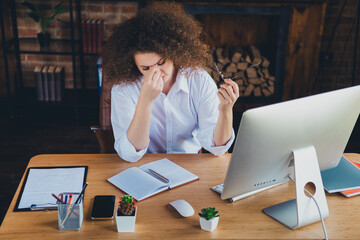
[115,195,137,232]
[199,207,219,232]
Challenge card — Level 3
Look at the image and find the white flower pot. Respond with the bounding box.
[115,207,137,232]
[200,216,219,232]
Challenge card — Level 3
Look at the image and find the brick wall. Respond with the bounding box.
[12,0,360,92]
[15,0,138,89]
[315,0,360,92]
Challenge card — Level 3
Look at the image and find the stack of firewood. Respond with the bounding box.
[207,45,275,97]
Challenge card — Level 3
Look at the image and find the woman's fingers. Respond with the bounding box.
[218,79,240,107]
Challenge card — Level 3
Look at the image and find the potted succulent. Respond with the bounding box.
[199,207,219,232]
[21,1,68,47]
[115,195,137,232]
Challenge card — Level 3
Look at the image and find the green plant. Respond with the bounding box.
[198,207,219,220]
[118,195,136,216]
[21,1,68,34]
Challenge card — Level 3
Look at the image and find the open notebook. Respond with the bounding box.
[108,158,199,201]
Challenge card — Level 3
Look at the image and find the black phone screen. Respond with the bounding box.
[91,195,115,219]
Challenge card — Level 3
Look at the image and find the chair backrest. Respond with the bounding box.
[91,74,116,153]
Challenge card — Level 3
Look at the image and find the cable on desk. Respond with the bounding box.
[288,175,328,240]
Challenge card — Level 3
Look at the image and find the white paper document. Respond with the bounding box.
[16,167,87,211]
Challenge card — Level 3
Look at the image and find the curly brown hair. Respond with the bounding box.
[102,1,212,85]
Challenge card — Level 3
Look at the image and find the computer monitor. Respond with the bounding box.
[220,85,360,229]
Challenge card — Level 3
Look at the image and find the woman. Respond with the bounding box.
[102,2,239,162]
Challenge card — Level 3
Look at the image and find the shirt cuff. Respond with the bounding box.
[115,134,148,162]
[206,129,235,156]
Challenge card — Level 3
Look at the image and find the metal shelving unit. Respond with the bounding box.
[0,0,143,119]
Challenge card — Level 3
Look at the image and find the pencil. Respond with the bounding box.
[60,182,88,228]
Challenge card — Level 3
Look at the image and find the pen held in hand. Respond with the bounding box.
[148,168,169,183]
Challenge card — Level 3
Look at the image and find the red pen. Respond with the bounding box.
[68,193,73,204]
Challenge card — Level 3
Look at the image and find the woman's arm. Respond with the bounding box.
[214,79,239,146]
[126,68,164,151]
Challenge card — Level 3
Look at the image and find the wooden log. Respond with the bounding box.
[257,68,265,78]
[244,84,254,96]
[233,71,245,81]
[248,78,262,85]
[261,56,270,68]
[262,68,270,79]
[218,57,230,65]
[237,62,248,71]
[246,68,257,79]
[231,52,242,63]
[223,71,233,78]
[249,45,262,64]
[254,86,262,96]
[235,79,244,86]
[245,55,252,64]
[215,48,223,59]
[268,85,275,94]
[262,88,272,97]
[225,63,237,73]
[238,85,246,91]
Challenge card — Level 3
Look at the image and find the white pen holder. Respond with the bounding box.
[57,193,83,230]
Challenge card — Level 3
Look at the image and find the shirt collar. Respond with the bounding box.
[172,69,189,94]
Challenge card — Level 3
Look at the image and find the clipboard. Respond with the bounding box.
[14,166,88,212]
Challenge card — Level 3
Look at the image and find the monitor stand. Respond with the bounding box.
[263,145,329,229]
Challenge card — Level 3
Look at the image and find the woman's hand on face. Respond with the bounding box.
[217,79,240,112]
[139,66,164,103]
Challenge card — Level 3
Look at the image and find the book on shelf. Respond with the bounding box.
[108,158,199,201]
[81,19,89,53]
[90,19,97,53]
[82,18,104,53]
[54,66,65,102]
[341,157,360,197]
[34,65,44,101]
[321,156,360,193]
[41,66,49,102]
[47,65,56,102]
[96,19,103,53]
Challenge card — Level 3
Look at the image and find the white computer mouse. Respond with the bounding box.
[169,199,194,217]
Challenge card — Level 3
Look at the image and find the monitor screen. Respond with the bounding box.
[221,85,360,201]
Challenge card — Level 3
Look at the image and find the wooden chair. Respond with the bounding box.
[91,77,116,153]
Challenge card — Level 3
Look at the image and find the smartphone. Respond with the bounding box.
[91,195,115,220]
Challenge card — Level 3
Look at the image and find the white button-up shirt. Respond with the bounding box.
[111,68,235,162]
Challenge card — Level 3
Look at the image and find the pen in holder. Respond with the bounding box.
[57,192,83,230]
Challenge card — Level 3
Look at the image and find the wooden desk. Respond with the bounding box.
[1,153,360,239]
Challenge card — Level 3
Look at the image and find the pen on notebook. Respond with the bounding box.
[148,168,169,183]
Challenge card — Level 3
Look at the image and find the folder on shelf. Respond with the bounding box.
[54,66,65,102]
[41,66,49,102]
[47,65,56,102]
[34,65,44,101]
